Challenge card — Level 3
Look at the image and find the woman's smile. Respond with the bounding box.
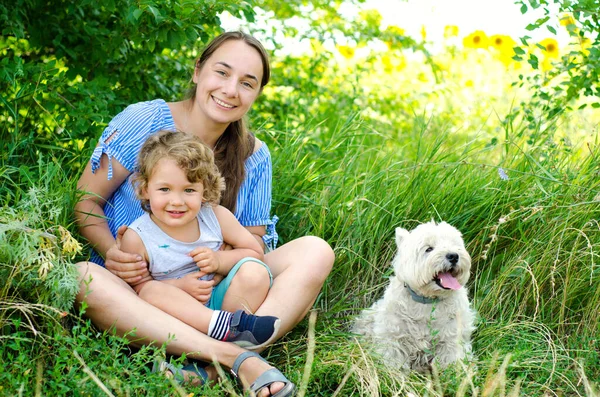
[212,96,236,109]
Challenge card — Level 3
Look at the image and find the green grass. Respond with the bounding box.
[1,97,599,396]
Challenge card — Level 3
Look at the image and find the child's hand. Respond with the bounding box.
[189,247,221,274]
[177,272,215,304]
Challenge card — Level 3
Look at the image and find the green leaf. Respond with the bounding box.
[525,23,538,31]
[591,103,600,108]
[513,46,526,55]
[147,5,162,23]
[133,9,143,20]
[520,3,528,14]
[546,25,556,34]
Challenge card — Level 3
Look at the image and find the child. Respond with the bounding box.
[120,130,279,349]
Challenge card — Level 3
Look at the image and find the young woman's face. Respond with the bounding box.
[193,40,264,127]
[143,158,204,237]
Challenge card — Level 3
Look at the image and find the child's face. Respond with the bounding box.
[143,158,204,234]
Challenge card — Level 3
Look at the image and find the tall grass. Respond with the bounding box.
[259,110,600,395]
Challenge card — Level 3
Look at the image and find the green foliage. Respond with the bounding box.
[0,0,253,172]
[514,0,600,129]
[0,161,80,317]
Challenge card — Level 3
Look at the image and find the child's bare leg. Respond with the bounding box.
[221,260,271,313]
[137,280,213,332]
[138,279,280,349]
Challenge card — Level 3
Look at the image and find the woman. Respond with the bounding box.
[75,31,334,396]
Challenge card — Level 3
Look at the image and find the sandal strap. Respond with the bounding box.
[231,351,265,377]
[181,362,209,384]
[161,361,186,384]
[250,368,289,391]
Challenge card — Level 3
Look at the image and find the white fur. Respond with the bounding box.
[353,220,475,371]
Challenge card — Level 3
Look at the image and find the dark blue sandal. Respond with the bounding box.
[231,351,296,397]
[154,360,209,385]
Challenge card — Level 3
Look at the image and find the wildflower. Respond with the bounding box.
[463,30,489,49]
[498,167,509,180]
[539,38,559,58]
[381,54,393,73]
[559,14,575,27]
[37,237,56,280]
[337,45,355,60]
[359,9,382,28]
[384,25,405,49]
[58,225,82,259]
[444,25,459,39]
[386,25,405,36]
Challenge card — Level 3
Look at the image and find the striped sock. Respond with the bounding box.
[207,311,232,340]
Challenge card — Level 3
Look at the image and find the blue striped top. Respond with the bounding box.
[88,99,278,267]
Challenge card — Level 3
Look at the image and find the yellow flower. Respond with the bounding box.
[559,14,575,27]
[463,30,489,49]
[540,57,554,72]
[381,54,393,73]
[417,71,429,82]
[489,34,517,66]
[386,25,405,36]
[444,25,459,39]
[539,38,559,58]
[359,9,382,28]
[337,45,355,59]
[58,225,82,259]
[380,54,406,73]
[384,25,405,49]
[489,35,514,52]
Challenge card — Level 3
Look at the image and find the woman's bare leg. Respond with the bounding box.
[256,236,335,336]
[75,262,285,396]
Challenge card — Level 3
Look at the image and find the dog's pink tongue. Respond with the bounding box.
[438,272,462,290]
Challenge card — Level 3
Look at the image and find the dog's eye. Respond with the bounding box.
[425,246,434,253]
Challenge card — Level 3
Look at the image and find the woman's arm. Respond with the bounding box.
[75,153,129,255]
[245,225,266,251]
[75,153,148,282]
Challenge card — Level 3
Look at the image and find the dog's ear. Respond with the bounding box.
[395,227,410,247]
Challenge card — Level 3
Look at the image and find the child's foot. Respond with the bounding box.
[224,310,280,350]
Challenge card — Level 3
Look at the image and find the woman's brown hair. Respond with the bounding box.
[188,31,271,212]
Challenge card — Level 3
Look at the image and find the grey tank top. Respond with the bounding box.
[128,205,223,281]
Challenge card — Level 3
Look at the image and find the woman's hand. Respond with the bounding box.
[175,272,215,304]
[189,247,222,274]
[105,225,150,284]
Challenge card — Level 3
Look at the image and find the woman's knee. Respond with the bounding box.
[75,261,134,304]
[297,236,335,276]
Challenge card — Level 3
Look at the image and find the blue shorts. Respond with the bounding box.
[206,257,273,310]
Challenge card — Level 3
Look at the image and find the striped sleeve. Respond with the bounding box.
[90,100,168,178]
[236,144,279,249]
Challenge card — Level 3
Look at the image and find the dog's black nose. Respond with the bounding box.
[446,253,459,265]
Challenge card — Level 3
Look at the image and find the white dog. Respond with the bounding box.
[353,221,475,371]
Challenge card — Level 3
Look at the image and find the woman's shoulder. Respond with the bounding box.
[118,99,170,119]
[246,136,270,168]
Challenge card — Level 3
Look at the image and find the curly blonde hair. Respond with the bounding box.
[132,130,225,212]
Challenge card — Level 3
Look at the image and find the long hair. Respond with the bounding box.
[188,31,271,212]
[132,130,225,212]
